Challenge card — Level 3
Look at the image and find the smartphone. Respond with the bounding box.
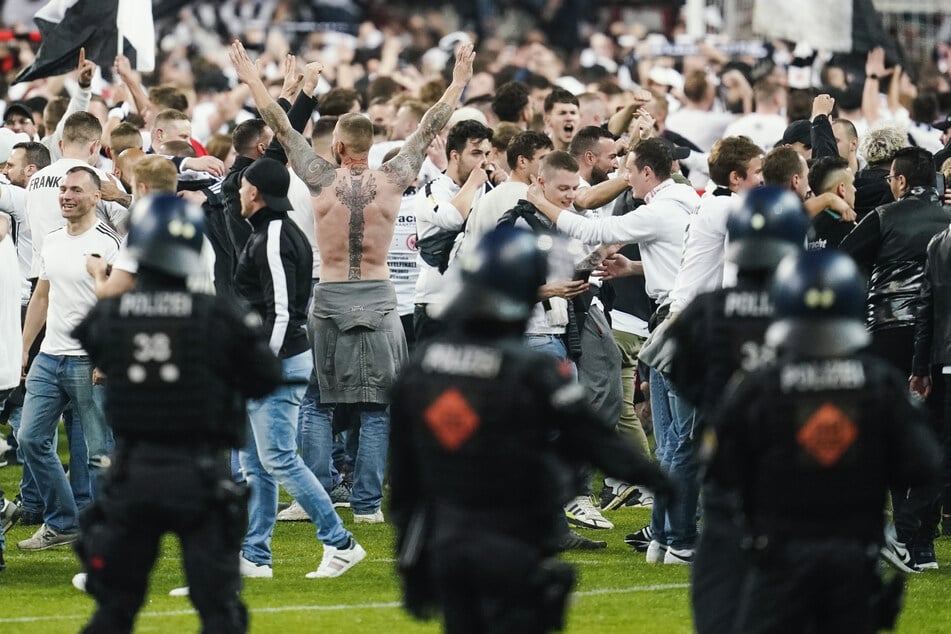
[572,268,594,282]
[937,171,946,197]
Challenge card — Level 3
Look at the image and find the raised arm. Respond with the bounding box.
[380,43,475,190]
[229,40,337,195]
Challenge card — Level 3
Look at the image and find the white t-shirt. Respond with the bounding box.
[39,220,121,356]
[25,158,129,277]
[112,236,216,295]
[666,108,736,153]
[723,113,788,151]
[286,170,320,279]
[461,180,527,255]
[0,179,32,304]
[387,191,421,316]
[0,234,20,390]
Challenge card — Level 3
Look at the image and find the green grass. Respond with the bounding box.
[0,434,949,632]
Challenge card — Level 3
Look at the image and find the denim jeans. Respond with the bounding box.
[662,373,700,550]
[17,353,113,533]
[240,352,350,565]
[297,379,389,515]
[649,368,674,546]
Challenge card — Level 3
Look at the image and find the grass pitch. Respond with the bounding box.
[0,449,948,632]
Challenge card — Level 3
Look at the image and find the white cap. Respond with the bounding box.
[0,128,30,163]
[447,106,489,129]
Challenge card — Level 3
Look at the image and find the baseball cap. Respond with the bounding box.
[243,158,292,211]
[657,137,690,161]
[0,128,30,162]
[3,102,32,124]
[781,120,812,147]
[933,115,951,132]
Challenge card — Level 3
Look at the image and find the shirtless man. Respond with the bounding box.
[229,40,475,521]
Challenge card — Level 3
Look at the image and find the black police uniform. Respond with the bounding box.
[71,269,283,633]
[390,330,669,634]
[666,272,774,634]
[709,353,941,634]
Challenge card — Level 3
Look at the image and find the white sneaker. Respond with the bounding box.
[239,555,273,578]
[306,539,366,578]
[646,539,667,564]
[169,586,190,597]
[277,501,311,522]
[353,510,384,524]
[71,572,87,592]
[565,496,614,530]
[664,546,694,565]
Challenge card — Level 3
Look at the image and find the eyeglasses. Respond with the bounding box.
[884,174,897,182]
[4,117,31,126]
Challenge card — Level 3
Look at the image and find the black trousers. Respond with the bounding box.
[735,539,880,634]
[414,304,447,346]
[77,446,248,634]
[692,485,746,634]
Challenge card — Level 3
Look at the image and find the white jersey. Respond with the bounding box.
[0,234,20,390]
[112,236,217,295]
[39,220,121,356]
[25,158,129,278]
[387,189,421,316]
[286,170,320,279]
[0,179,31,304]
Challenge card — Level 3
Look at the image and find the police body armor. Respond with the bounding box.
[93,290,246,448]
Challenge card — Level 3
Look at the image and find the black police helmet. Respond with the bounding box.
[126,194,205,278]
[726,186,808,270]
[444,225,548,323]
[765,250,870,357]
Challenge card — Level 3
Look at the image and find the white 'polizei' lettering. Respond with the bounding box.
[723,291,773,318]
[119,292,193,317]
[780,359,866,392]
[421,344,503,378]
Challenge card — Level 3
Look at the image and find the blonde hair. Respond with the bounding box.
[859,123,906,165]
[133,155,177,194]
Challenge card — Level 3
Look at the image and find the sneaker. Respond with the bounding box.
[306,539,366,578]
[353,510,384,524]
[624,525,653,552]
[880,534,921,574]
[276,501,310,522]
[558,529,607,551]
[239,555,273,578]
[1,498,21,534]
[169,586,190,597]
[17,524,79,551]
[625,487,653,508]
[277,501,291,513]
[664,546,695,565]
[330,481,352,508]
[564,496,614,530]
[599,479,639,511]
[646,539,667,564]
[72,573,87,592]
[911,543,938,571]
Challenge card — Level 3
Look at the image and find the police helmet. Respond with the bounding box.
[444,225,549,323]
[726,186,808,271]
[126,194,205,278]
[765,250,870,357]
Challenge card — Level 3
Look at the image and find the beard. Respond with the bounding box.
[590,167,609,185]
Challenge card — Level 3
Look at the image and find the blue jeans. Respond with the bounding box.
[240,352,350,565]
[662,374,700,549]
[297,380,389,515]
[649,368,674,546]
[525,334,569,361]
[17,353,113,533]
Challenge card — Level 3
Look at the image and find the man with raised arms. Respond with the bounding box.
[229,40,475,522]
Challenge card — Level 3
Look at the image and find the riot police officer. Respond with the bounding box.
[664,186,808,633]
[389,225,670,634]
[71,195,284,633]
[709,250,942,634]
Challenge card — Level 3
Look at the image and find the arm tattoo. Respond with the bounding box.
[381,102,453,190]
[576,248,607,272]
[260,102,336,195]
[335,172,378,280]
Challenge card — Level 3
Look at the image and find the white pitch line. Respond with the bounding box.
[0,583,689,624]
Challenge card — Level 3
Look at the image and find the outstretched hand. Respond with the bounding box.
[229,40,262,87]
[451,43,476,86]
[302,61,325,96]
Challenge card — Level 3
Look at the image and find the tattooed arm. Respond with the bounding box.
[229,41,337,195]
[381,43,476,190]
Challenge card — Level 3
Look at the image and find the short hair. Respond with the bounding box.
[539,150,579,179]
[763,146,804,186]
[492,81,530,123]
[631,138,672,181]
[910,93,939,125]
[396,99,428,122]
[506,130,554,171]
[367,76,401,104]
[419,79,448,105]
[62,111,103,146]
[543,87,579,114]
[808,156,850,194]
[312,115,339,142]
[568,126,615,160]
[133,155,178,194]
[491,122,522,153]
[12,141,51,170]
[204,133,232,162]
[752,78,783,106]
[148,85,189,112]
[154,108,190,130]
[43,96,69,130]
[833,118,857,142]
[318,87,361,117]
[232,119,268,155]
[860,123,906,165]
[708,136,762,187]
[65,165,101,190]
[446,119,493,161]
[891,146,936,189]
[336,113,374,154]
[109,122,143,155]
[159,139,197,158]
[683,70,709,103]
[524,73,551,92]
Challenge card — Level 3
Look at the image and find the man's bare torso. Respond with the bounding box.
[312,165,402,283]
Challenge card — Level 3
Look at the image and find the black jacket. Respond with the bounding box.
[234,207,313,359]
[840,188,951,332]
[853,164,893,220]
[913,227,951,375]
